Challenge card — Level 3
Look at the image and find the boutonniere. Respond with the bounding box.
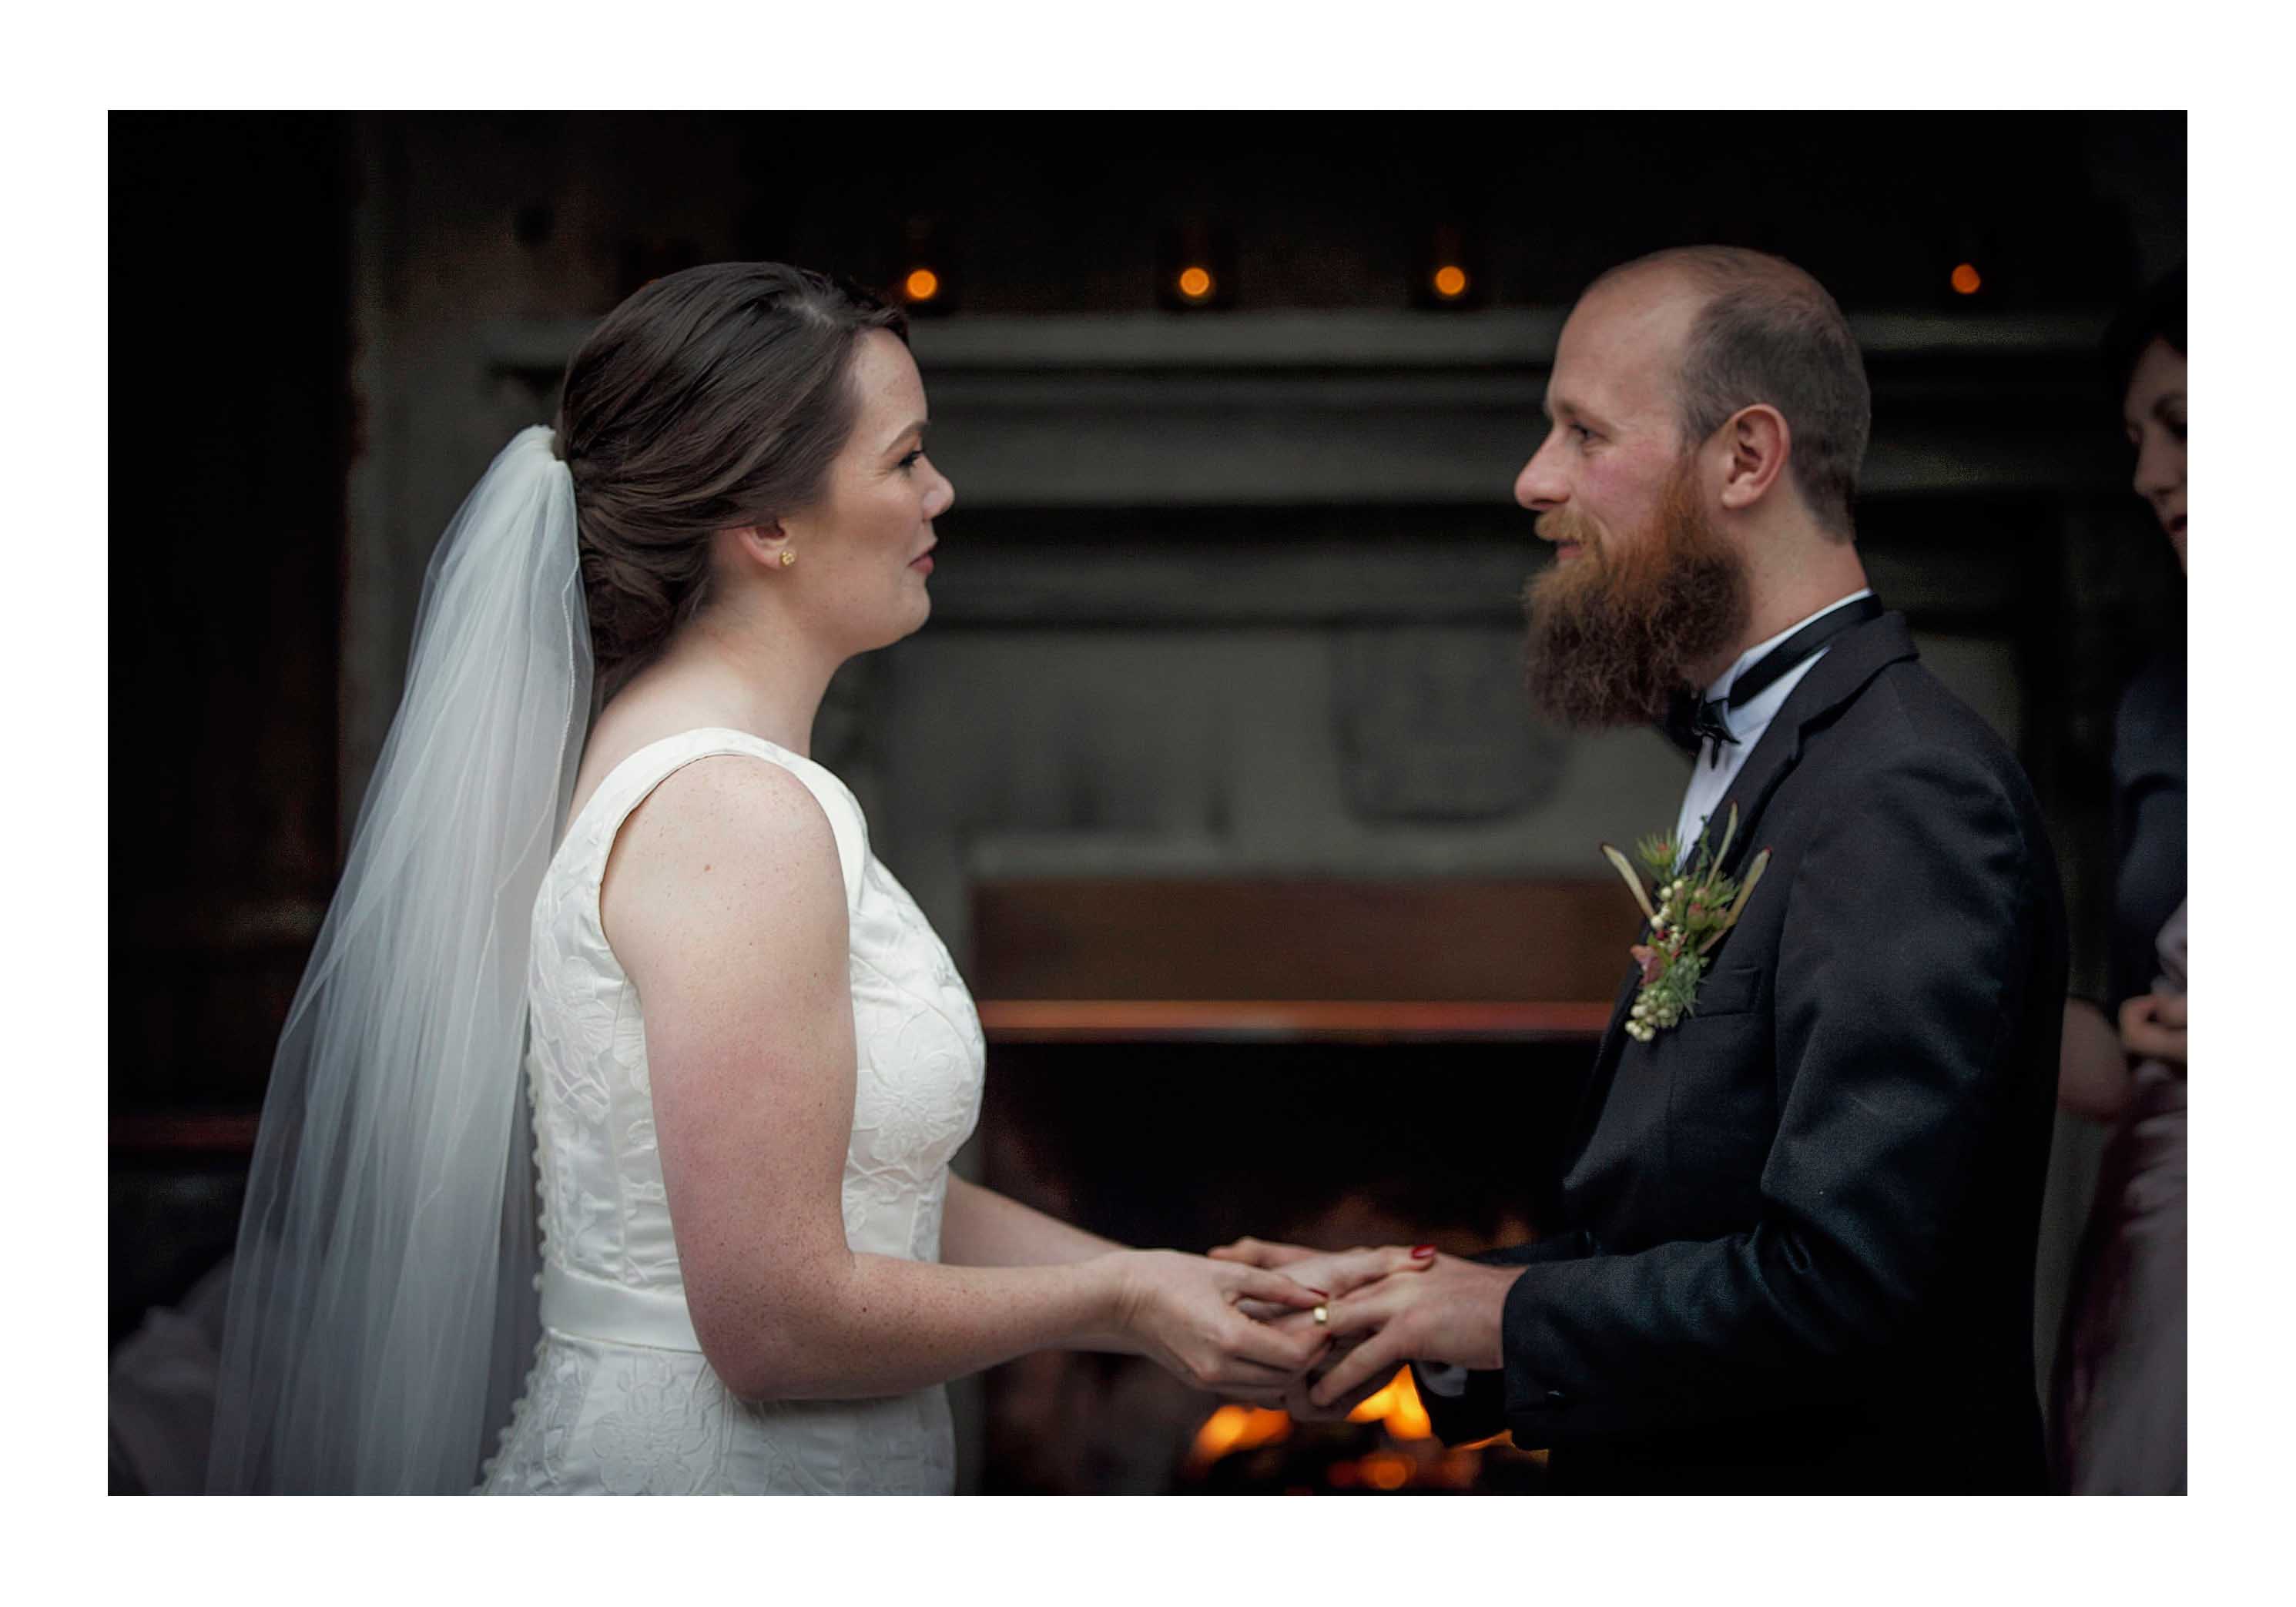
[1600,803,1771,1043]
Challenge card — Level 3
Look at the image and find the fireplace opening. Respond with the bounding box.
[974,1037,1587,1494]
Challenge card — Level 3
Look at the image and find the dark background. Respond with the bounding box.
[109,112,2185,1486]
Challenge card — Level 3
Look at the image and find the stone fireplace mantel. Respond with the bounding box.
[479,306,2125,508]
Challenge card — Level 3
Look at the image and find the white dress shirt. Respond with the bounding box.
[1670,589,1874,867]
[1419,589,1875,1401]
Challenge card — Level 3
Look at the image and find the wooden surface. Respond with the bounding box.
[978,999,1611,1043]
[109,1110,264,1155]
[973,878,1640,1003]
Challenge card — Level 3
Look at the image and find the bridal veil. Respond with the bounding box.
[207,427,592,1492]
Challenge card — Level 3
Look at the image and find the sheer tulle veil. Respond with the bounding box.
[207,426,593,1492]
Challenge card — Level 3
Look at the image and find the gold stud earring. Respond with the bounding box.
[779,550,796,567]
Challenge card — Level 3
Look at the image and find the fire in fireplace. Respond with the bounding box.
[973,1036,1587,1493]
[967,875,1615,1493]
[1181,1367,1550,1494]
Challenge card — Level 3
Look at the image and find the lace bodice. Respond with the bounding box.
[479,728,984,1495]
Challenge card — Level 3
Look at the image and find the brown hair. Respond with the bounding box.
[552,263,907,698]
[1594,246,1871,541]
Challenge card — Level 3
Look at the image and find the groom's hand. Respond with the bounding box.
[1274,1253,1522,1411]
[1272,1366,1392,1423]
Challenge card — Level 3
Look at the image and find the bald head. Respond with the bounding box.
[1582,246,1871,540]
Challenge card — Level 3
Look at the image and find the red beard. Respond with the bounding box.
[1522,457,1750,730]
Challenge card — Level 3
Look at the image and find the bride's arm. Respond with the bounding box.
[941,1176,1120,1266]
[607,757,1324,1403]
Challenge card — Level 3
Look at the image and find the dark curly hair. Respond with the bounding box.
[552,263,908,699]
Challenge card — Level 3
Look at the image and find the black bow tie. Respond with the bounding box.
[1658,595,1885,765]
[1661,691,1740,765]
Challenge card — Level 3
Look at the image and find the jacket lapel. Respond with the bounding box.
[1564,944,1650,1148]
[1564,610,1922,1152]
[1708,611,1916,870]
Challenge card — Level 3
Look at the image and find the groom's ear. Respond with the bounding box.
[1717,403,1790,511]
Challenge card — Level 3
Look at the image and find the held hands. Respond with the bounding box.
[1104,1249,1331,1405]
[1282,1253,1519,1414]
[1211,1238,1440,1321]
[1215,1237,1520,1421]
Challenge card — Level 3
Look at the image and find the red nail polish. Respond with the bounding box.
[1412,1244,1436,1258]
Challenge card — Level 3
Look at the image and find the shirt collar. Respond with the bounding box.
[1704,588,1877,703]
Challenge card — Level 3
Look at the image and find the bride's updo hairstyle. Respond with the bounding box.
[553,262,908,698]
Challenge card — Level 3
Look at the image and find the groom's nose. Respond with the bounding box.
[1515,433,1565,512]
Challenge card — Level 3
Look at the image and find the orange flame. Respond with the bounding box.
[1346,1366,1433,1440]
[1185,1403,1291,1475]
[1359,1451,1412,1490]
[1184,1367,1454,1489]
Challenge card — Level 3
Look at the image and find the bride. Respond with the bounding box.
[206,262,1422,1495]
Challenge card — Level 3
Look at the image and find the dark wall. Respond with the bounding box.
[555,113,2167,315]
[112,113,350,1110]
[111,113,351,1331]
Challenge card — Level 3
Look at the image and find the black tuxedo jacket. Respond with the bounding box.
[1421,610,2066,1492]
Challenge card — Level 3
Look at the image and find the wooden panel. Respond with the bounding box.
[979,999,1611,1043]
[973,879,1639,1004]
[111,1111,263,1156]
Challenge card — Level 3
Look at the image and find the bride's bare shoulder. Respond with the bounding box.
[601,747,845,966]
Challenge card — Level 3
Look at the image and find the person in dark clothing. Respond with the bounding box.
[2051,268,2187,1494]
[1221,246,2066,1492]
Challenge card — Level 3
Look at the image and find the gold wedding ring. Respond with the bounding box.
[1312,1303,1330,1326]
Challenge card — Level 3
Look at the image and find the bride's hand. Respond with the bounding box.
[1207,1235,1322,1270]
[1213,1240,1437,1321]
[1104,1250,1330,1403]
[2119,989,2187,1065]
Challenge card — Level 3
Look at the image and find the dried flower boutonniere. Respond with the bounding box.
[1600,802,1771,1043]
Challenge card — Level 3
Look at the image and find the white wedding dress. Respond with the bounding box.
[478,728,985,1495]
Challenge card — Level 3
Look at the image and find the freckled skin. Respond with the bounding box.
[551,330,1373,1405]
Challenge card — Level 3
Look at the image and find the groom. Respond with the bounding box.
[1225,246,2066,1493]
